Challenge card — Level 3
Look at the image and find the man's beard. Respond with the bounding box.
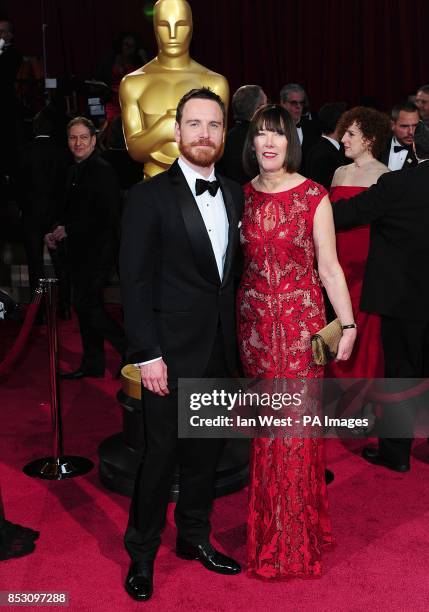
[179,138,223,168]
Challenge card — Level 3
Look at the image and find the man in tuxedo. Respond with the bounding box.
[45,117,126,379]
[332,121,429,473]
[120,88,243,601]
[305,102,348,189]
[216,84,266,184]
[280,83,321,173]
[16,108,70,318]
[379,102,419,171]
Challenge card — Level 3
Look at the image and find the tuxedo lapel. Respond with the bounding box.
[402,149,418,169]
[380,139,390,167]
[217,173,237,286]
[168,160,220,285]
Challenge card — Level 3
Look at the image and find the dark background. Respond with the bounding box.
[1,0,428,111]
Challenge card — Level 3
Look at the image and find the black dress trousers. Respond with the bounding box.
[124,326,229,561]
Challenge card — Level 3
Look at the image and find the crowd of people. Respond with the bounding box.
[2,13,429,604]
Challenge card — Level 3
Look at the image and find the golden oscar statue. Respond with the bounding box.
[119,0,229,177]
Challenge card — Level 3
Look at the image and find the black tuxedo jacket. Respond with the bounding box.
[16,137,70,231]
[332,161,429,320]
[379,137,418,170]
[299,119,322,174]
[216,120,253,185]
[120,159,244,379]
[305,137,347,189]
[60,152,121,278]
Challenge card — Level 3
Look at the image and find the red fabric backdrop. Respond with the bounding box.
[1,0,428,111]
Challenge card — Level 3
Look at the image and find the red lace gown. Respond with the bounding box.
[327,186,384,378]
[237,180,334,580]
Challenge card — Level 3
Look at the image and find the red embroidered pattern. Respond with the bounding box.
[237,180,334,579]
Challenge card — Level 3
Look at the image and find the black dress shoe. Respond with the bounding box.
[325,468,334,484]
[1,520,39,541]
[59,369,104,380]
[176,539,241,575]
[362,446,410,472]
[124,560,153,602]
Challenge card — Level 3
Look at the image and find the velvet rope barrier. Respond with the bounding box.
[0,287,43,377]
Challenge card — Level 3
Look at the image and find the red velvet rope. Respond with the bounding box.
[0,291,43,377]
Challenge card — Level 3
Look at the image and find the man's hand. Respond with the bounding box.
[139,359,169,396]
[44,232,57,250]
[52,225,67,241]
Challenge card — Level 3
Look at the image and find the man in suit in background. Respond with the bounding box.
[17,108,70,319]
[379,102,419,171]
[45,117,126,379]
[216,84,266,184]
[120,88,243,601]
[332,121,429,474]
[280,83,321,173]
[305,102,347,189]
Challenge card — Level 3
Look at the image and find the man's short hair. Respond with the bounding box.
[417,84,429,95]
[414,121,429,159]
[279,83,306,104]
[232,85,265,121]
[242,104,301,176]
[391,102,419,121]
[33,108,56,136]
[176,87,226,125]
[67,116,96,136]
[318,102,347,135]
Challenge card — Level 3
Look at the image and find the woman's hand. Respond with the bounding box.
[335,328,357,361]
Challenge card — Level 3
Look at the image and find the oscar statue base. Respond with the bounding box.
[98,366,249,498]
[23,456,94,480]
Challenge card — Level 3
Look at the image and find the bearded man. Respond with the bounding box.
[119,88,243,601]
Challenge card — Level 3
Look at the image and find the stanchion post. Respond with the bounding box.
[23,278,94,480]
[44,279,63,460]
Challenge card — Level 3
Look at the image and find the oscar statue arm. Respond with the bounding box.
[119,75,176,164]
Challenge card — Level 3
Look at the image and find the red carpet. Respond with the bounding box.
[1,311,429,611]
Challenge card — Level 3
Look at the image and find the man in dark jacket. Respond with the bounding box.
[306,102,348,189]
[120,88,243,601]
[45,117,125,378]
[332,121,429,473]
[216,84,266,184]
[17,108,70,316]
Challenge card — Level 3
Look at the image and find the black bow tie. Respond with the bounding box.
[393,144,408,153]
[195,178,220,197]
[296,121,302,129]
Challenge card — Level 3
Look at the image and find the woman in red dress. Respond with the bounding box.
[237,105,356,579]
[328,107,390,378]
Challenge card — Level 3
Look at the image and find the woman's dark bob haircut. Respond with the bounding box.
[242,104,301,177]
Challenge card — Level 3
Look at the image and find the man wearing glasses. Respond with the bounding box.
[280,83,321,173]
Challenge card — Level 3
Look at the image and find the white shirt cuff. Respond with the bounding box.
[134,357,162,367]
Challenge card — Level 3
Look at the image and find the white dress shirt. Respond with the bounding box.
[322,135,340,150]
[388,137,408,171]
[137,156,229,367]
[177,157,229,280]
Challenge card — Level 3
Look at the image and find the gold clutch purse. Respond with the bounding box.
[311,318,343,366]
